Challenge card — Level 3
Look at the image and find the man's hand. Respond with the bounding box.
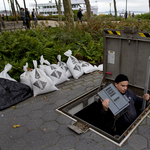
[101,99,110,111]
[143,94,150,101]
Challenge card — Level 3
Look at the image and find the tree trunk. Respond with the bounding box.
[84,0,91,23]
[0,15,5,28]
[149,0,150,12]
[10,0,15,16]
[15,0,20,10]
[55,0,58,10]
[34,0,38,14]
[14,0,19,15]
[62,0,74,29]
[113,0,117,20]
[58,0,62,21]
[10,0,18,23]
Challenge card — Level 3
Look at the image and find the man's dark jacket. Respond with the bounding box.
[101,88,143,135]
[77,10,83,19]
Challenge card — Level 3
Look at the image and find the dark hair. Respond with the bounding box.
[115,74,129,83]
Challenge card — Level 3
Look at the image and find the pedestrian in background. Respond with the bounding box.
[20,8,25,26]
[25,8,30,29]
[77,8,83,23]
[32,9,37,27]
[2,14,4,21]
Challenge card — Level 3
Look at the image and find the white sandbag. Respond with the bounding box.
[57,55,72,78]
[97,64,103,71]
[39,55,49,71]
[30,60,58,97]
[20,62,33,89]
[0,63,17,82]
[39,55,69,85]
[64,50,84,79]
[78,60,97,74]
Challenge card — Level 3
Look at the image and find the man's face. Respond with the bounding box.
[115,81,128,94]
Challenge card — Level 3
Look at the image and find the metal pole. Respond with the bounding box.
[0,23,2,32]
[23,0,26,18]
[125,0,127,19]
[109,3,111,15]
[141,56,150,112]
[3,0,8,21]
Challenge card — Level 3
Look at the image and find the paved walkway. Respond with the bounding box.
[0,20,61,32]
[0,71,150,150]
[0,20,84,31]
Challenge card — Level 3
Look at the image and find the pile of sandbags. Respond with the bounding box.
[1,49,103,99]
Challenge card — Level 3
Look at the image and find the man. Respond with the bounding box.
[32,9,37,26]
[20,8,25,26]
[77,8,83,23]
[101,74,149,135]
[25,8,30,29]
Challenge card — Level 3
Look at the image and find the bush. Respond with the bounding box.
[135,13,150,19]
[1,16,150,81]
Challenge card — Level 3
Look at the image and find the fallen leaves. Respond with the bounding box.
[13,125,20,128]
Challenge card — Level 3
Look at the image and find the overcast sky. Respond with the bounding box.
[0,0,149,13]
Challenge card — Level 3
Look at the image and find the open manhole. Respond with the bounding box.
[56,86,150,146]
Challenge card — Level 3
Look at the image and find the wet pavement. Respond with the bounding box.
[0,71,150,150]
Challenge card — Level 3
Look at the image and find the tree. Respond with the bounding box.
[14,0,20,15]
[0,15,5,29]
[34,0,38,14]
[84,0,91,23]
[113,0,117,20]
[62,0,74,29]
[55,0,58,10]
[14,0,20,10]
[149,0,150,12]
[55,0,62,21]
[58,0,62,21]
[10,0,18,23]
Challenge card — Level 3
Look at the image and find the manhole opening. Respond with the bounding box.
[56,86,150,146]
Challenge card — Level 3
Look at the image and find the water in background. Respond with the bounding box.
[98,12,143,17]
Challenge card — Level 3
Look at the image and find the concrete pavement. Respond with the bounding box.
[0,71,150,150]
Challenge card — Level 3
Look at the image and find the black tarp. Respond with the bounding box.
[0,78,33,110]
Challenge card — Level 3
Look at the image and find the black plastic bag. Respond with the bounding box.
[0,78,33,110]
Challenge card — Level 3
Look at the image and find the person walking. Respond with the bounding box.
[32,9,37,27]
[77,8,83,23]
[25,8,30,29]
[20,8,25,26]
[2,14,4,21]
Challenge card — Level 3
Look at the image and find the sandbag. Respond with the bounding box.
[79,60,97,74]
[39,55,69,85]
[57,55,72,78]
[0,78,33,110]
[20,62,33,90]
[0,64,16,82]
[97,64,103,71]
[64,50,84,79]
[30,60,58,97]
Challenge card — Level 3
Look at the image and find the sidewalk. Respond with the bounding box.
[0,71,150,150]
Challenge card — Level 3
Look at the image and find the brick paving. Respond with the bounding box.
[0,71,150,150]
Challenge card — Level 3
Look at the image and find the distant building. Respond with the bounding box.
[30,0,98,16]
[0,10,11,16]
